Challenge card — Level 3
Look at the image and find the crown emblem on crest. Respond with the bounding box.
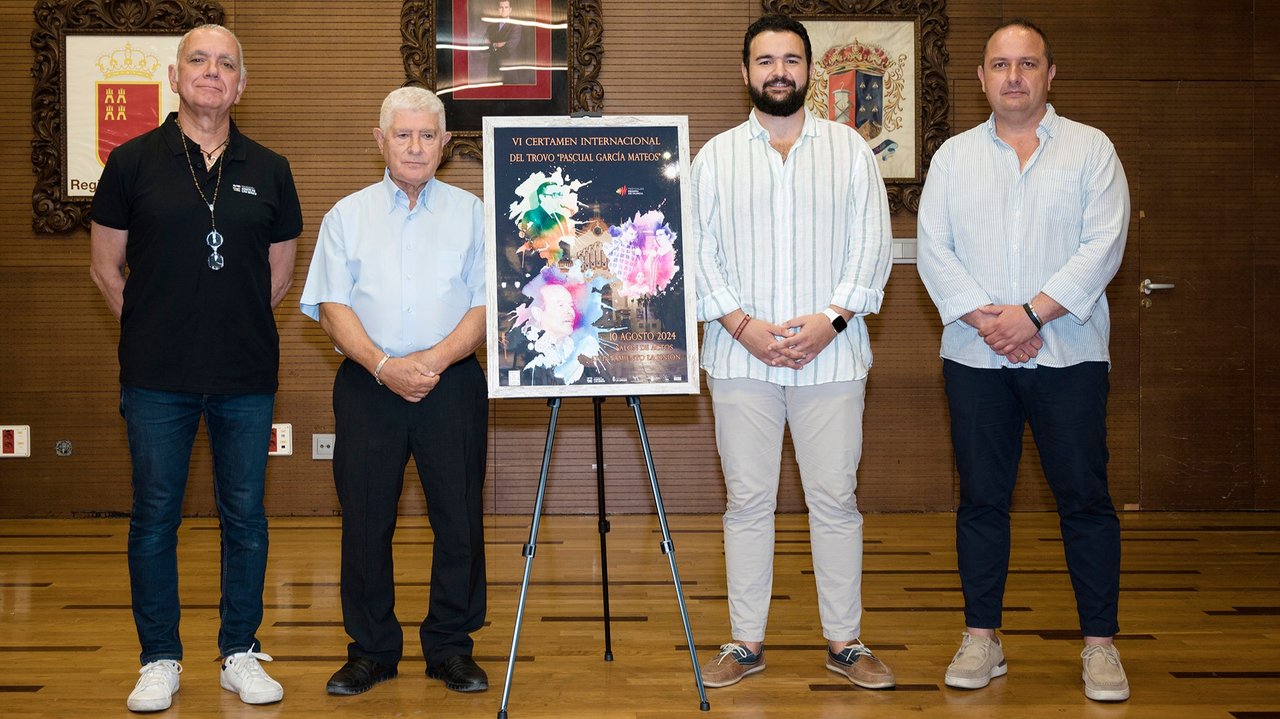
[96,43,161,79]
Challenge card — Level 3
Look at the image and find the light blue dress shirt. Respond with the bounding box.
[693,109,893,386]
[916,105,1130,369]
[300,170,485,356]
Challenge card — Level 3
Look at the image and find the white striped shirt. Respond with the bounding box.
[916,105,1130,369]
[693,109,893,386]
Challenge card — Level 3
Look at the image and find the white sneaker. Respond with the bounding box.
[220,646,284,705]
[944,633,1007,689]
[1082,643,1130,701]
[127,659,182,712]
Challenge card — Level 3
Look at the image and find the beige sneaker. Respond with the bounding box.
[826,640,895,689]
[1081,644,1130,701]
[944,633,1007,689]
[700,643,765,688]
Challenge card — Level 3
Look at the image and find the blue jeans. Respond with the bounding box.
[120,386,273,664]
[943,361,1120,637]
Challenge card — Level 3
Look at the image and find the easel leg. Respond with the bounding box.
[497,397,562,719]
[592,396,614,661]
[626,396,711,711]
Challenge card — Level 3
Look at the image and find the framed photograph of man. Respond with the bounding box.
[762,0,950,213]
[483,116,699,399]
[401,0,604,160]
[30,0,223,233]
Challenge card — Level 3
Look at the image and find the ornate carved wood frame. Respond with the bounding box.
[31,0,224,233]
[762,0,950,213]
[401,0,604,161]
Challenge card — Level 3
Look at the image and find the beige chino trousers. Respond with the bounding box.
[707,376,867,644]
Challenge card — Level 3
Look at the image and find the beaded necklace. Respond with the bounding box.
[175,117,228,270]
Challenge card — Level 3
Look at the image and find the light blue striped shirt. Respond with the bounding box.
[916,105,1130,369]
[693,109,893,386]
[300,170,485,356]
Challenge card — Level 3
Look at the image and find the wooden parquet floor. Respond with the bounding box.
[1,512,1278,718]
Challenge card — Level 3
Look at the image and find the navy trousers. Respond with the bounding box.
[943,360,1120,637]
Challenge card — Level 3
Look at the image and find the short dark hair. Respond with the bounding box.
[983,18,1054,67]
[743,14,812,67]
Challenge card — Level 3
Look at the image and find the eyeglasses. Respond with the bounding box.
[206,229,224,270]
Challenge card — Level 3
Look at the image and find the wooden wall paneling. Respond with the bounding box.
[1253,82,1279,509]
[1047,80,1144,507]
[940,1,999,84]
[1256,263,1279,510]
[0,264,126,517]
[489,393,726,515]
[1001,0,1253,81]
[598,0,751,150]
[1138,81,1256,509]
[0,391,127,517]
[1258,1,1280,80]
[262,390,341,516]
[860,274,954,511]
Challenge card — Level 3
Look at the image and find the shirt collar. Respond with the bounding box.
[746,107,820,143]
[380,168,436,213]
[983,102,1060,141]
[163,111,245,161]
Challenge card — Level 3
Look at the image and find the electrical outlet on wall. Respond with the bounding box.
[0,425,32,458]
[269,423,293,456]
[312,433,335,460]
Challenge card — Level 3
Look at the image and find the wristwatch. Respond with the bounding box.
[821,307,847,334]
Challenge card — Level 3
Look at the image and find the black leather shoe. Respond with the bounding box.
[326,657,398,695]
[426,655,489,692]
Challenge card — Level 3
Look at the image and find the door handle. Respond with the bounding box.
[1141,279,1176,295]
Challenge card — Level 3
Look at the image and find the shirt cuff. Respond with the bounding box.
[830,284,884,317]
[696,286,741,322]
[938,288,994,325]
[1040,278,1095,325]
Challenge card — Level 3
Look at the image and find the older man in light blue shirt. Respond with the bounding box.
[300,86,490,698]
[917,19,1131,703]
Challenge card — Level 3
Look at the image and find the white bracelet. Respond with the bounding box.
[373,353,390,385]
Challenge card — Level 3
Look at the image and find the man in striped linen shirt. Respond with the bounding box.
[916,19,1131,702]
[693,14,895,691]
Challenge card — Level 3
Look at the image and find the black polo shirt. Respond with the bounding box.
[92,113,303,394]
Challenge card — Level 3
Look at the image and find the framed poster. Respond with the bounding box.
[804,18,918,182]
[483,116,698,399]
[762,0,950,213]
[31,0,223,233]
[64,35,183,198]
[401,0,604,160]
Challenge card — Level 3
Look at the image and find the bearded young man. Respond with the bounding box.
[691,13,895,690]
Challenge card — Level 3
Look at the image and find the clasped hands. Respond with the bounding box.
[376,348,446,402]
[738,313,837,369]
[968,304,1043,364]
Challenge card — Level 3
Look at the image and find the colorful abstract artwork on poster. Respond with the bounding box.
[483,117,698,398]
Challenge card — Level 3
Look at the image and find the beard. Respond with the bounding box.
[749,77,808,117]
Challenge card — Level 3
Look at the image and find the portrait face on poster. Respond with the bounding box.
[483,116,699,398]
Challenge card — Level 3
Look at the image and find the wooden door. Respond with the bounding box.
[1137,82,1256,508]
